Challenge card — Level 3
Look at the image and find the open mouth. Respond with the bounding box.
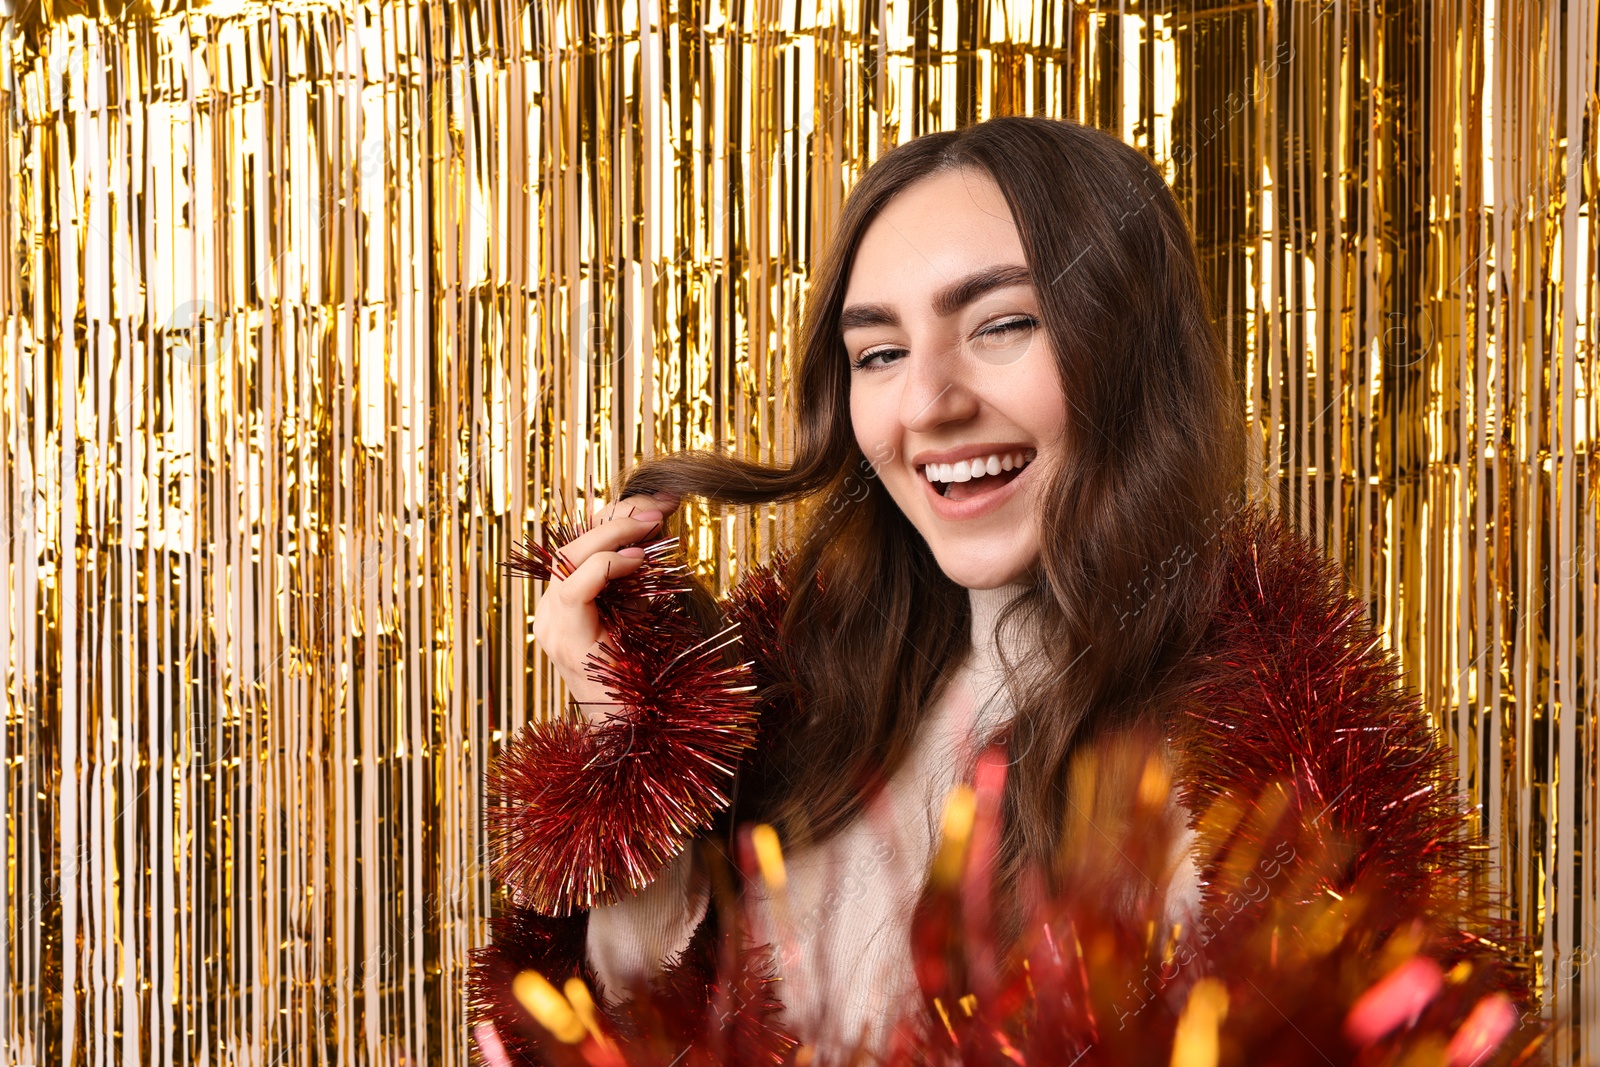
[920,449,1036,502]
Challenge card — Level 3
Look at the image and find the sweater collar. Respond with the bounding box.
[966,581,1037,675]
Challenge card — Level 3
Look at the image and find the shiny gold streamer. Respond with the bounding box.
[2,1,1596,1063]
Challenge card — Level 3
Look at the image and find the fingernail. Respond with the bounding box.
[618,546,645,558]
[631,509,664,522]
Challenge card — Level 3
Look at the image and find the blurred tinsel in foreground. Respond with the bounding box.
[468,513,1547,1066]
[470,761,1542,1066]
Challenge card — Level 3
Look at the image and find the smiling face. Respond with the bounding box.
[843,167,1068,590]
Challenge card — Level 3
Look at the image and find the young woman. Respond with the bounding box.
[470,118,1534,1066]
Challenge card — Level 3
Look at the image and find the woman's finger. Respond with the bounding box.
[558,509,666,572]
[560,495,678,569]
[557,548,647,606]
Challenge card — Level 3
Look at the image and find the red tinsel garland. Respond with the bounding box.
[487,519,762,915]
[1174,512,1527,993]
[471,510,1544,1066]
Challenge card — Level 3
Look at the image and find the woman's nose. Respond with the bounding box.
[899,337,980,431]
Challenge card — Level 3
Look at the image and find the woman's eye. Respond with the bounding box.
[970,316,1038,359]
[851,346,907,370]
[979,315,1037,339]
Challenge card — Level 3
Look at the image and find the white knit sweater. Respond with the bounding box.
[586,584,1200,1059]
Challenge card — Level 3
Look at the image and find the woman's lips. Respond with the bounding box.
[921,458,1031,521]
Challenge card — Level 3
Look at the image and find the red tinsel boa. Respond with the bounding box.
[469,509,1543,1066]
[488,526,761,915]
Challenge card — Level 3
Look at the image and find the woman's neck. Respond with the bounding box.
[966,582,1037,671]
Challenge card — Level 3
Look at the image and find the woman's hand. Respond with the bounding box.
[532,491,680,723]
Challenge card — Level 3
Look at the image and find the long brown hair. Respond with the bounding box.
[621,116,1244,900]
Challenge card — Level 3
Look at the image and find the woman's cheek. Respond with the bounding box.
[881,465,925,518]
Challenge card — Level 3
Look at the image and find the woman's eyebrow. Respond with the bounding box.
[839,303,899,331]
[838,263,1035,332]
[931,263,1033,316]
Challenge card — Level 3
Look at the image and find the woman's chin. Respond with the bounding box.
[932,551,1037,592]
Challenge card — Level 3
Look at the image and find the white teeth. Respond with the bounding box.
[922,449,1035,485]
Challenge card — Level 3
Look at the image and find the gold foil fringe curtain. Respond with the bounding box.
[2,1,1597,1063]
